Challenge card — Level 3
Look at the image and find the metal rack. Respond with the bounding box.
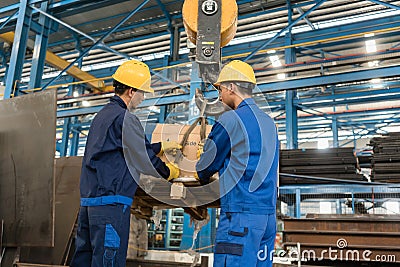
[147,209,185,250]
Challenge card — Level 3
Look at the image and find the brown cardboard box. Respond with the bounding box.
[152,123,212,178]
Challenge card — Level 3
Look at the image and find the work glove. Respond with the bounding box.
[194,171,200,181]
[161,141,182,156]
[196,142,204,159]
[166,162,180,181]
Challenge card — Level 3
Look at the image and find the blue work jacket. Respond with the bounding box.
[80,95,169,206]
[196,98,279,214]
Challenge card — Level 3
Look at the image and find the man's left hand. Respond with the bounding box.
[161,141,182,155]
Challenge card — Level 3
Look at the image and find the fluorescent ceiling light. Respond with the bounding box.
[368,61,379,67]
[365,39,377,53]
[371,78,381,84]
[277,73,286,80]
[82,100,90,107]
[317,139,329,149]
[269,55,282,67]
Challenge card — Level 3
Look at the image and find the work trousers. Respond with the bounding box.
[71,204,131,267]
[214,211,276,267]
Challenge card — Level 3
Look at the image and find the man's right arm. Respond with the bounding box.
[196,116,232,185]
[122,111,170,179]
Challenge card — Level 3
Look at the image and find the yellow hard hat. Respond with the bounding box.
[215,60,256,85]
[112,59,154,93]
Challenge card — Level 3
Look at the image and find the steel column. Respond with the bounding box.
[284,1,298,149]
[332,115,339,148]
[295,188,301,218]
[170,25,180,62]
[285,94,298,149]
[188,62,202,122]
[165,209,171,249]
[155,0,177,62]
[158,106,167,123]
[29,1,51,90]
[63,37,84,156]
[4,0,32,98]
[60,117,71,157]
[69,127,80,156]
[336,199,342,214]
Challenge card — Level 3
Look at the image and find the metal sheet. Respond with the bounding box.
[0,91,56,247]
[283,215,400,263]
[20,156,81,264]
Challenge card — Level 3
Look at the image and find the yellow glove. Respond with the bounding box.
[161,141,182,155]
[166,162,180,181]
[196,142,204,159]
[194,172,200,180]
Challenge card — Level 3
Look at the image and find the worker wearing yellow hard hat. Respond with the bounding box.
[214,59,257,85]
[196,60,279,267]
[112,59,154,93]
[71,59,180,267]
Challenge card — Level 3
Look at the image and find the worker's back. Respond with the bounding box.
[80,95,137,199]
[201,98,279,214]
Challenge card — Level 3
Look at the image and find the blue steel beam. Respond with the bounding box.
[279,184,400,195]
[302,93,400,109]
[296,7,316,30]
[41,0,151,90]
[30,5,95,42]
[258,65,400,92]
[276,115,400,126]
[293,13,400,41]
[51,0,134,18]
[0,6,59,35]
[45,10,400,63]
[244,0,326,61]
[45,1,315,50]
[56,83,400,118]
[275,119,396,129]
[30,5,134,62]
[0,0,44,14]
[154,0,177,65]
[299,47,342,58]
[0,10,18,30]
[156,0,172,27]
[275,108,400,123]
[48,13,400,79]
[295,86,400,104]
[4,0,32,98]
[340,117,400,147]
[337,118,370,128]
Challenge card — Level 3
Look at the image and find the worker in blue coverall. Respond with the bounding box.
[196,60,279,267]
[71,59,181,267]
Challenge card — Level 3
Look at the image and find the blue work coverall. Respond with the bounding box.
[196,98,279,267]
[71,95,169,267]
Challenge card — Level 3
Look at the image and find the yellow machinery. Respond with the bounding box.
[182,0,238,83]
